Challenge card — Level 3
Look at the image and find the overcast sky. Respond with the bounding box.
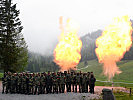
[13,0,133,54]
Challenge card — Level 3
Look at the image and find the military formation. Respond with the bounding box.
[2,71,96,95]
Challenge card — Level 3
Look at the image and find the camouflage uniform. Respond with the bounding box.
[11,74,16,93]
[52,73,58,93]
[34,74,40,95]
[22,74,26,94]
[17,74,22,93]
[60,73,65,93]
[46,72,52,93]
[71,72,75,92]
[40,74,46,94]
[86,72,90,92]
[66,72,71,92]
[29,74,34,94]
[6,73,11,93]
[75,73,81,92]
[57,72,61,93]
[82,73,87,93]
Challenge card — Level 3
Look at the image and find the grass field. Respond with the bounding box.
[78,59,133,88]
[0,73,3,81]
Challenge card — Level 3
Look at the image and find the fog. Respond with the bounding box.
[13,0,133,54]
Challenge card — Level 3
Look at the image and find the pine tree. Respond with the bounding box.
[0,0,28,72]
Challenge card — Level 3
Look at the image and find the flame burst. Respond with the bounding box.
[95,16,132,80]
[54,17,82,71]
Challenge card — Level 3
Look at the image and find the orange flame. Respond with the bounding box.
[54,17,82,71]
[95,16,132,80]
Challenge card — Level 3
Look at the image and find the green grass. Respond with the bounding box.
[113,91,133,100]
[78,59,133,88]
[115,95,133,100]
[0,73,3,81]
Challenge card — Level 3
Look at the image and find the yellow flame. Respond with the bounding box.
[95,16,132,80]
[54,17,82,71]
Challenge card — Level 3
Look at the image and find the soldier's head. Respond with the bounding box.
[61,73,64,76]
[71,72,73,75]
[90,72,93,75]
[64,71,67,74]
[48,71,51,75]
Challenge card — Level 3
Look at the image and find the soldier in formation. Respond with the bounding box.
[2,71,96,94]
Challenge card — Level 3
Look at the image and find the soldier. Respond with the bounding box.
[60,73,65,93]
[29,73,34,94]
[6,72,11,94]
[86,72,90,93]
[89,73,96,94]
[82,73,87,93]
[34,73,40,95]
[18,73,23,94]
[57,72,61,93]
[66,71,71,92]
[80,71,83,93]
[22,73,26,94]
[52,72,58,93]
[25,74,30,94]
[75,73,81,93]
[14,73,19,93]
[40,73,46,94]
[46,71,52,93]
[11,73,16,93]
[71,72,75,92]
[73,72,77,92]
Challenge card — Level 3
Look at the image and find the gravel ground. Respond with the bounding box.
[0,93,101,100]
[0,81,101,100]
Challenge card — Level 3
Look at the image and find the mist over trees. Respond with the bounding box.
[0,0,28,72]
[26,51,59,72]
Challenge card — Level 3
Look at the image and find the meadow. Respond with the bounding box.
[78,59,133,88]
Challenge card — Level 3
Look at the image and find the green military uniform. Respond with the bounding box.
[57,73,61,93]
[34,74,40,95]
[71,72,75,92]
[22,74,26,94]
[6,73,11,93]
[82,74,87,93]
[17,74,22,93]
[11,75,16,93]
[40,74,45,94]
[52,74,58,93]
[86,72,90,92]
[75,73,81,92]
[60,73,65,93]
[29,75,34,94]
[66,72,71,92]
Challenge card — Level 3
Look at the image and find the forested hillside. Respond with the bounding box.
[26,51,58,72]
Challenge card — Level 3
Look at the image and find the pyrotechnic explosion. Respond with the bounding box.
[95,16,132,80]
[53,17,82,71]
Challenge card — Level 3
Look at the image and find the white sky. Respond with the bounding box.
[13,0,133,54]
